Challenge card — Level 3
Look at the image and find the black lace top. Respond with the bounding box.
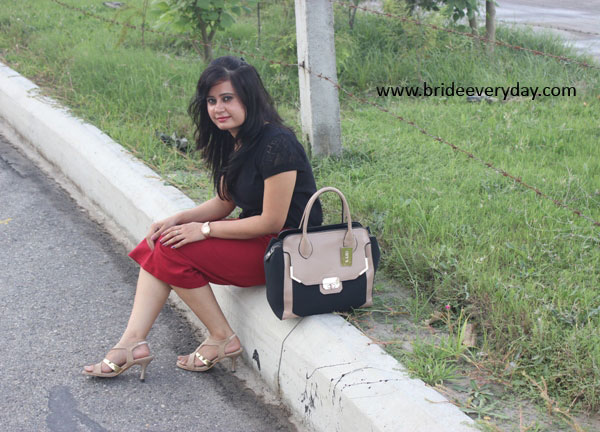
[230,124,323,229]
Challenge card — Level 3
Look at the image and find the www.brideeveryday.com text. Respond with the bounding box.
[377,82,576,101]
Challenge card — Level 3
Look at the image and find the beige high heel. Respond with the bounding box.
[83,341,154,381]
[177,334,242,372]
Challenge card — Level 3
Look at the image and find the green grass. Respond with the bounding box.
[2,0,600,413]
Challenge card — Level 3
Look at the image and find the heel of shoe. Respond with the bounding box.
[177,335,242,373]
[138,357,154,381]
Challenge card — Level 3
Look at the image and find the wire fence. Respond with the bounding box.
[44,0,600,228]
[332,0,600,71]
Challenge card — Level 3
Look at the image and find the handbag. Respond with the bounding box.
[264,186,381,320]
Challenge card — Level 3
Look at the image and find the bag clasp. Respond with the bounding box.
[322,277,341,291]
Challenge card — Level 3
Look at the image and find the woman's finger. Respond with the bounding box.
[172,238,187,249]
[162,225,180,237]
[146,223,166,249]
[150,224,164,241]
[161,235,174,246]
[146,225,161,250]
[161,228,183,246]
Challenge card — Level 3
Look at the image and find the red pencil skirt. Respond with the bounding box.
[128,232,276,289]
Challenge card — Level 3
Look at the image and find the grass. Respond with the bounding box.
[2,0,600,418]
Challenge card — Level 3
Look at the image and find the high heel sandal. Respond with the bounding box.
[83,341,154,381]
[177,334,242,372]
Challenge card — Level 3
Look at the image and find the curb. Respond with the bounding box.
[0,62,475,432]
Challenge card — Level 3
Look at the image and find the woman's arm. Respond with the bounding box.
[175,196,236,224]
[146,195,235,249]
[161,171,297,248]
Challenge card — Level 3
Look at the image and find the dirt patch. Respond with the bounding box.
[345,277,600,432]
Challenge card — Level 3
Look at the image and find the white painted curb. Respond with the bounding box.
[0,62,475,432]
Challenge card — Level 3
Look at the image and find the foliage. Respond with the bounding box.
[396,307,472,386]
[347,0,360,30]
[2,0,600,414]
[113,0,151,47]
[400,338,460,386]
[455,380,508,420]
[403,0,480,22]
[150,0,253,60]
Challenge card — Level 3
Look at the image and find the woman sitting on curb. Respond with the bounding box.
[83,56,322,379]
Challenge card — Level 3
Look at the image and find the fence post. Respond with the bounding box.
[294,0,342,157]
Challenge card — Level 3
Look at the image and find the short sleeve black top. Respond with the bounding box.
[229,124,323,229]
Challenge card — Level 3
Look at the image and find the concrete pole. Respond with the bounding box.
[294,0,342,157]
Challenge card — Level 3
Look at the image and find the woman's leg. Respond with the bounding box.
[84,268,171,372]
[120,268,172,343]
[172,284,241,367]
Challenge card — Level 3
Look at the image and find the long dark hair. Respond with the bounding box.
[188,56,284,200]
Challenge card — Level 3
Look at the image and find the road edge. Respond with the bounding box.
[0,62,475,432]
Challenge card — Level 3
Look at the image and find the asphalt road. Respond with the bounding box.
[497,0,600,61]
[0,134,296,432]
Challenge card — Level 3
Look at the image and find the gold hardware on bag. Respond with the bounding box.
[322,277,341,291]
[340,247,353,266]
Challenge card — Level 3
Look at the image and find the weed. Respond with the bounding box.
[1,0,600,413]
[400,339,460,386]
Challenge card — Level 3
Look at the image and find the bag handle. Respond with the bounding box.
[298,188,347,229]
[299,187,354,258]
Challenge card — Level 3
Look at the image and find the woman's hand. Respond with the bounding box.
[160,222,206,249]
[146,215,180,250]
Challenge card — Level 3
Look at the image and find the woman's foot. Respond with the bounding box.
[177,334,241,370]
[84,339,151,374]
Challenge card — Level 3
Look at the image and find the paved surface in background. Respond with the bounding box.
[0,134,296,432]
[497,0,600,61]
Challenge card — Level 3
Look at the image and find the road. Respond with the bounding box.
[0,134,297,432]
[496,0,600,61]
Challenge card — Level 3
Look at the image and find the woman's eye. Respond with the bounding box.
[206,98,216,105]
[223,96,232,102]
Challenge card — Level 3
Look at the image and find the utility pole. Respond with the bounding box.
[294,0,342,157]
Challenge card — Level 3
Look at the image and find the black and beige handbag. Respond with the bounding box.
[264,187,380,320]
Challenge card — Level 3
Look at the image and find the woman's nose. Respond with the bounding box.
[214,100,225,112]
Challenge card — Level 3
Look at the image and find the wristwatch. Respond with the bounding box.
[201,221,211,238]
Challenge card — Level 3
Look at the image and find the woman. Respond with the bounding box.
[83,56,322,379]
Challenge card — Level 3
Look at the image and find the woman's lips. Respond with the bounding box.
[216,116,230,123]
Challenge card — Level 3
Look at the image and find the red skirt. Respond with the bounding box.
[129,232,276,289]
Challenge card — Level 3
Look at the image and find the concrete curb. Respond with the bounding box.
[0,62,475,432]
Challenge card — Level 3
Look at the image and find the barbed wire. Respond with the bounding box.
[44,0,600,227]
[307,69,600,227]
[332,0,600,71]
[48,0,287,67]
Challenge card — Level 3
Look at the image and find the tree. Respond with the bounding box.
[348,0,360,30]
[485,1,496,52]
[404,0,480,35]
[114,0,151,47]
[151,0,253,61]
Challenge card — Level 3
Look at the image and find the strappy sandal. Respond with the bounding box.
[177,334,243,372]
[83,341,154,381]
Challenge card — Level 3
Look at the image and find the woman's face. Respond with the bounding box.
[206,80,246,137]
